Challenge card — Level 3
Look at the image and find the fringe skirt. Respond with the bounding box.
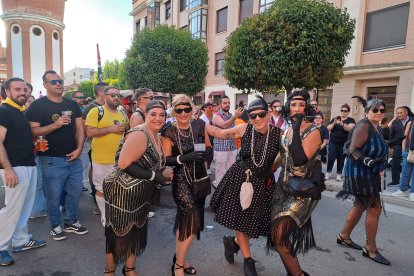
[174,198,205,241]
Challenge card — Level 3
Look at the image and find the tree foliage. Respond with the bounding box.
[224,0,355,93]
[77,80,96,98]
[103,59,122,80]
[122,25,208,96]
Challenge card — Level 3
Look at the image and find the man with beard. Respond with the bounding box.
[0,78,45,266]
[211,95,242,188]
[26,70,87,241]
[71,90,86,112]
[85,86,127,226]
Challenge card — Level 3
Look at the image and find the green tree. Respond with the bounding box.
[224,0,355,94]
[123,25,208,96]
[78,80,97,99]
[103,59,122,80]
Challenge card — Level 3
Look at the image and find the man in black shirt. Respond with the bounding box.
[388,107,411,186]
[0,78,45,266]
[26,70,87,241]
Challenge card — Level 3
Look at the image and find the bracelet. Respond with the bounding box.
[149,171,156,181]
[177,155,183,165]
[363,157,373,167]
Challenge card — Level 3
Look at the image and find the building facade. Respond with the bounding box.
[64,67,93,86]
[131,0,414,120]
[0,0,66,99]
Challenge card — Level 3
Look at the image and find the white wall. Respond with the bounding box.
[52,31,61,75]
[11,24,24,78]
[30,25,46,99]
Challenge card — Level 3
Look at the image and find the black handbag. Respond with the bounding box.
[287,176,318,198]
[192,175,211,199]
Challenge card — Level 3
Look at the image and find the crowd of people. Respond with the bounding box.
[0,71,412,275]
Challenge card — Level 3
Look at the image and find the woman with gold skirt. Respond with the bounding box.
[268,90,322,276]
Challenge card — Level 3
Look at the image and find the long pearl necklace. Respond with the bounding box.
[177,122,191,138]
[144,125,164,168]
[250,125,270,167]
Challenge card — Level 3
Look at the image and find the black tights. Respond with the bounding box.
[340,197,381,253]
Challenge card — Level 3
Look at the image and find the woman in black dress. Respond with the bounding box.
[336,98,390,265]
[103,101,172,275]
[161,94,212,276]
[206,96,280,276]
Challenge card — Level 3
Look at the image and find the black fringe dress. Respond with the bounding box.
[104,127,164,263]
[161,119,208,241]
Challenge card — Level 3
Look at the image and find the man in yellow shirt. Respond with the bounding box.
[85,86,126,226]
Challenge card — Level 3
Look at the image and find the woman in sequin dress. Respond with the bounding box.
[161,94,212,276]
[206,96,280,276]
[268,90,322,276]
[336,98,390,266]
[103,101,172,276]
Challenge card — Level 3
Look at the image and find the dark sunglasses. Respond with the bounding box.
[340,109,349,112]
[105,93,121,98]
[372,108,386,114]
[311,104,317,107]
[142,96,154,100]
[74,96,85,99]
[175,107,193,114]
[47,79,63,85]
[248,111,268,120]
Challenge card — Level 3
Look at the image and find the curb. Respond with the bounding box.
[325,179,414,209]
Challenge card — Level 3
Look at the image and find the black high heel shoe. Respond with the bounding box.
[122,266,136,275]
[362,247,390,266]
[336,234,362,250]
[171,262,184,276]
[172,254,197,274]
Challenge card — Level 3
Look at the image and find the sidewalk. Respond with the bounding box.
[323,167,414,209]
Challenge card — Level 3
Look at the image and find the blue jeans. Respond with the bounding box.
[327,141,345,174]
[30,156,47,216]
[39,157,83,227]
[398,151,414,193]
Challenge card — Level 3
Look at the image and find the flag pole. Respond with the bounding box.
[97,44,103,82]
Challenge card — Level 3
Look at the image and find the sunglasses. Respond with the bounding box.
[47,79,63,85]
[372,108,386,114]
[175,107,193,114]
[105,93,121,98]
[74,96,85,99]
[248,111,268,120]
[272,106,280,109]
[311,104,317,107]
[341,110,349,112]
[142,96,154,100]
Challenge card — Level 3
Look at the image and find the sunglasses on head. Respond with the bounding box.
[175,107,193,114]
[142,96,154,100]
[248,111,268,120]
[341,109,349,112]
[372,108,386,114]
[47,79,63,85]
[105,93,121,98]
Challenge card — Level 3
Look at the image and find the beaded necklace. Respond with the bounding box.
[250,125,270,167]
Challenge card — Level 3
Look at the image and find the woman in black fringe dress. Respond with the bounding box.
[268,90,321,276]
[103,101,172,275]
[336,97,390,266]
[161,94,212,276]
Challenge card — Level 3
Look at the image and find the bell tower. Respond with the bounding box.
[1,0,66,98]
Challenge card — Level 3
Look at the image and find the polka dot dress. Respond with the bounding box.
[210,124,280,238]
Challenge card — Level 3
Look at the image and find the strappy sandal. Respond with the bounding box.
[122,266,136,275]
[336,234,362,250]
[362,247,390,266]
[171,263,184,276]
[173,253,197,274]
[104,268,115,275]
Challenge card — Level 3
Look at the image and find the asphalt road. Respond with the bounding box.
[1,180,413,276]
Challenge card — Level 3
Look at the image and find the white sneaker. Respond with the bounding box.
[391,189,408,197]
[325,173,331,180]
[409,193,414,202]
[336,174,342,181]
[148,211,155,218]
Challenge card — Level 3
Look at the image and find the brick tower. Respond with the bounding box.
[1,0,66,98]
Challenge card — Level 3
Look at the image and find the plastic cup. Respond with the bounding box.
[62,110,72,116]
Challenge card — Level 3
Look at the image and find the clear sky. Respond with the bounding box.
[0,0,133,72]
